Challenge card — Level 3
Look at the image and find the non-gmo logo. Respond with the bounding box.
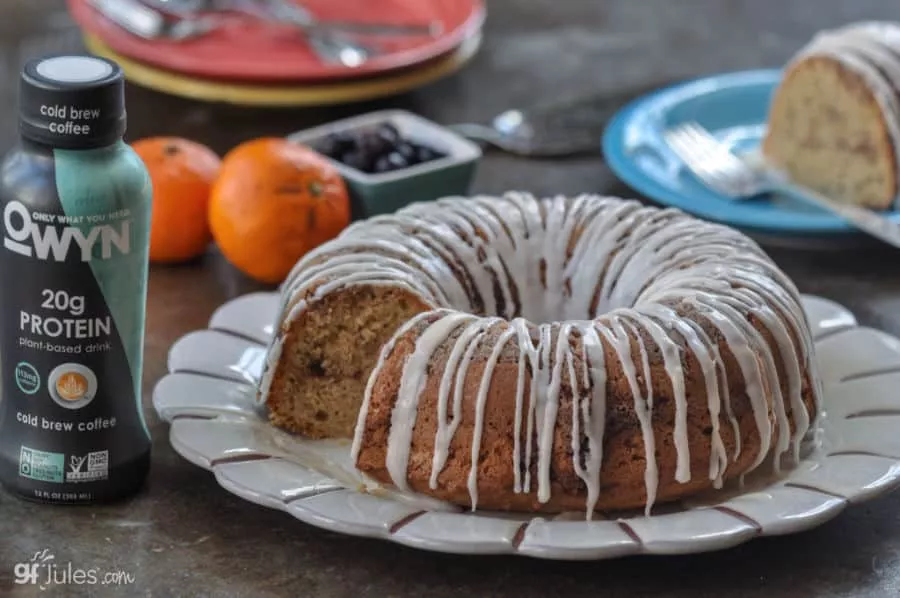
[14,361,40,395]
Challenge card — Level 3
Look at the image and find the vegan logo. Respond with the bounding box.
[66,450,108,482]
[69,455,87,474]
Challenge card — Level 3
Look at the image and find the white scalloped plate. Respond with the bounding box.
[153,292,900,559]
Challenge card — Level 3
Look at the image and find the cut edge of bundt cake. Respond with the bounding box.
[263,285,433,439]
[762,45,899,209]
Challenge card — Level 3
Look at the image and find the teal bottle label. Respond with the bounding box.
[52,146,152,436]
[0,142,153,503]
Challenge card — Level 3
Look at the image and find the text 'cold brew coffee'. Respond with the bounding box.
[0,55,152,503]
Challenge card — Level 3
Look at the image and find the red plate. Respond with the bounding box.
[67,0,485,82]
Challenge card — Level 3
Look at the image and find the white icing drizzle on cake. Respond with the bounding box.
[262,193,821,516]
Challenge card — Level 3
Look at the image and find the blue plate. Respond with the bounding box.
[602,69,900,236]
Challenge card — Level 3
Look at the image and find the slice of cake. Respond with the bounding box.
[763,21,900,210]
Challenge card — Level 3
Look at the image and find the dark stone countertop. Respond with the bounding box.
[3,1,900,596]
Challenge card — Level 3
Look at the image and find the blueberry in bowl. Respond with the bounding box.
[290,110,482,219]
[314,122,449,175]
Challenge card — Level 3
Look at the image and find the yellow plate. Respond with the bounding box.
[83,32,482,107]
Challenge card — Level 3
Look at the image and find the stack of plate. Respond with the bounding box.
[67,0,485,106]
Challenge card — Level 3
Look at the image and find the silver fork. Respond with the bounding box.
[88,0,221,40]
[91,0,374,66]
[162,0,378,66]
[664,122,900,249]
[144,0,441,37]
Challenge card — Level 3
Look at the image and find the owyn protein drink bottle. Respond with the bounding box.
[0,55,152,503]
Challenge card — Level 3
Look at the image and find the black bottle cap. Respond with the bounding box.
[19,55,126,150]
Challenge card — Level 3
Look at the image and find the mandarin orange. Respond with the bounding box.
[209,138,350,284]
[132,137,221,263]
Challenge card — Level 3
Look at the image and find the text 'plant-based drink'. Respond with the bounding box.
[0,55,152,503]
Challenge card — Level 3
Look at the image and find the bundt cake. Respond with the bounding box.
[763,21,900,209]
[260,193,821,514]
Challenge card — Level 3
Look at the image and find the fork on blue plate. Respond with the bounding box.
[663,122,900,249]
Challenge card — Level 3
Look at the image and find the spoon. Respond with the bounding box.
[450,84,666,158]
